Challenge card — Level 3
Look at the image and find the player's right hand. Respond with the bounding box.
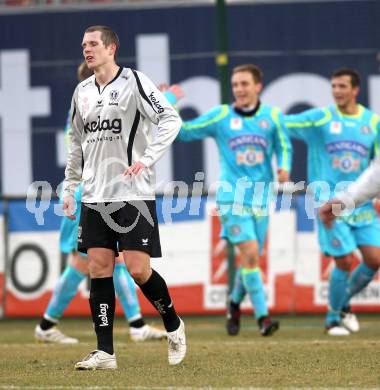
[63,195,76,220]
[319,199,344,227]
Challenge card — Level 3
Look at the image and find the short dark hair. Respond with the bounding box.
[332,67,360,87]
[84,25,120,56]
[232,64,263,84]
[77,61,93,81]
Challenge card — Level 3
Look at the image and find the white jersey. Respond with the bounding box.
[63,67,181,203]
[337,154,380,206]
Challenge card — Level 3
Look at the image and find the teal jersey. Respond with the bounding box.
[178,104,292,207]
[285,104,380,202]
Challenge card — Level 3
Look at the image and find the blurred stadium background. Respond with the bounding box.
[0,0,380,325]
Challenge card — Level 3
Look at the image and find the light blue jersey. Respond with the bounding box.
[285,104,380,201]
[178,104,292,209]
[178,103,292,248]
[285,104,380,256]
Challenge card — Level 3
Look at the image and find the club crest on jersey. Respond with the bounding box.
[258,119,270,130]
[361,125,371,135]
[236,148,264,166]
[229,225,241,236]
[230,117,242,130]
[332,154,360,173]
[109,90,119,106]
[330,121,342,134]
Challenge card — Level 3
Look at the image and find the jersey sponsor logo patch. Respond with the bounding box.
[229,135,267,150]
[330,121,342,134]
[326,141,368,157]
[148,91,164,114]
[230,117,242,130]
[84,116,122,134]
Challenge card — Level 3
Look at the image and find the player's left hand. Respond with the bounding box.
[319,199,344,227]
[277,169,289,183]
[124,161,147,176]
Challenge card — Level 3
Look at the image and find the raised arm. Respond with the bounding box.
[178,105,229,142]
[284,107,329,142]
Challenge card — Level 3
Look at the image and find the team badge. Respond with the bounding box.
[361,125,371,135]
[332,154,360,173]
[236,148,264,166]
[230,118,243,130]
[331,238,341,248]
[109,90,119,101]
[330,121,342,134]
[258,119,270,130]
[229,225,241,236]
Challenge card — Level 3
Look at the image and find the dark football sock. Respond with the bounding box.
[129,318,145,329]
[40,318,56,331]
[138,269,180,332]
[89,277,115,355]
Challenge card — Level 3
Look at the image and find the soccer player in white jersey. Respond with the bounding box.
[35,62,168,345]
[62,26,186,370]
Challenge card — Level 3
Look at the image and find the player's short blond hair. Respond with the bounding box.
[232,64,263,84]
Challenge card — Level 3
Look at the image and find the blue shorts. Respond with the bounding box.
[59,186,86,256]
[219,205,269,254]
[317,203,380,257]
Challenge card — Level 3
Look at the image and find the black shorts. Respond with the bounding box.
[78,200,162,258]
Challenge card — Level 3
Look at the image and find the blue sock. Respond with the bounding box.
[342,262,376,308]
[113,263,141,322]
[241,267,268,319]
[326,267,349,326]
[45,265,86,322]
[230,267,246,304]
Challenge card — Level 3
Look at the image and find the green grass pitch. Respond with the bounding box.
[0,315,380,389]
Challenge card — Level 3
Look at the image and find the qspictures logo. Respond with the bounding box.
[84,116,122,134]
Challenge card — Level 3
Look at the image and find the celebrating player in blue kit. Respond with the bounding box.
[177,64,292,336]
[285,68,380,335]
